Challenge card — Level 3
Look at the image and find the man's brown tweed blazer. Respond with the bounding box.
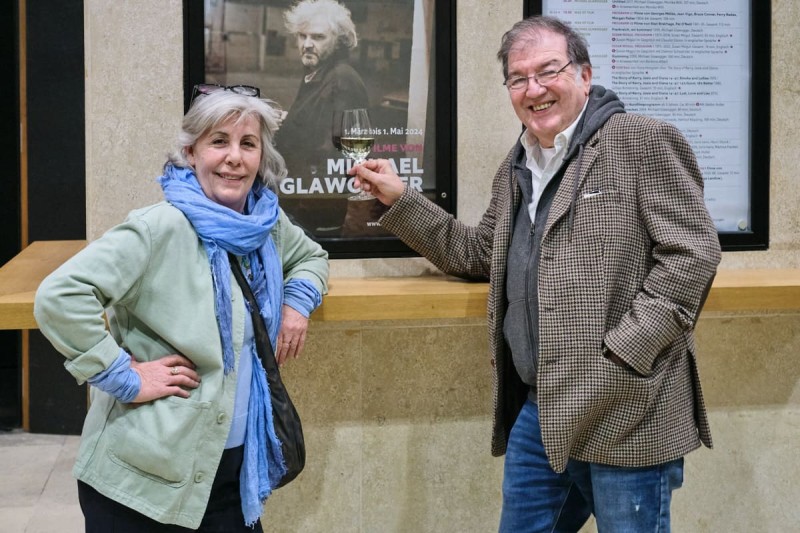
[380,112,722,472]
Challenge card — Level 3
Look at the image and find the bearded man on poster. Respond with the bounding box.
[276,0,369,184]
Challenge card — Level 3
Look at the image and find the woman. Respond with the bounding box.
[34,86,329,531]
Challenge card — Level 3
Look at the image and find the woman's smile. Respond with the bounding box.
[187,114,263,212]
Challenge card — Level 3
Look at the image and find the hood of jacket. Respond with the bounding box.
[565,85,626,161]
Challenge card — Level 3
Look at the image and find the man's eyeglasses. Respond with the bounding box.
[190,84,261,105]
[503,61,573,92]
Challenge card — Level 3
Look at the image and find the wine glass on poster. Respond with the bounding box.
[337,108,375,200]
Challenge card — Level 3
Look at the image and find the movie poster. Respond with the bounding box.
[203,0,435,241]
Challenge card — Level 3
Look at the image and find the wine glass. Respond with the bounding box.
[338,108,375,200]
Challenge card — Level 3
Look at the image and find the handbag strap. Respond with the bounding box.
[228,252,278,373]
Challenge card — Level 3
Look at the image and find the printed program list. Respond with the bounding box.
[544,0,751,231]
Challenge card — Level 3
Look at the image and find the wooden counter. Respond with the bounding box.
[1,240,799,330]
[0,241,89,330]
[704,268,800,312]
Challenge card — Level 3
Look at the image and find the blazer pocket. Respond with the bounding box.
[571,189,621,237]
[580,354,658,445]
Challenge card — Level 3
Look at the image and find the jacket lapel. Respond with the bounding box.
[543,137,600,237]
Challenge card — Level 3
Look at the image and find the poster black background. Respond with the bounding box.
[185,0,457,258]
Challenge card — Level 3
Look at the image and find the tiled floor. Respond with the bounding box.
[0,430,84,533]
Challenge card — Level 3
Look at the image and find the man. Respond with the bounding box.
[276,0,369,181]
[353,15,721,532]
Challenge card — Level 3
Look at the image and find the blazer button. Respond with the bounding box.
[217,413,226,424]
[194,472,205,483]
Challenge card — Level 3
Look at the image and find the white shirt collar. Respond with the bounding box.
[518,98,589,216]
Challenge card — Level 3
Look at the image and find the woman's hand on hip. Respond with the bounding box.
[129,354,201,403]
[276,304,308,366]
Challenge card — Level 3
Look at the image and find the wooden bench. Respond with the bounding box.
[1,240,800,331]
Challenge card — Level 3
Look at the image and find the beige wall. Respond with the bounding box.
[84,0,800,530]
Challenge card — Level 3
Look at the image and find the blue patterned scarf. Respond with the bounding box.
[158,164,287,526]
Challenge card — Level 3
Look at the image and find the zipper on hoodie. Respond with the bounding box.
[524,221,537,374]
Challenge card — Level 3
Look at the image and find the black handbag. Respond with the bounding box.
[229,253,306,488]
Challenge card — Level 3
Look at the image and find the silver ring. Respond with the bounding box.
[171,366,179,376]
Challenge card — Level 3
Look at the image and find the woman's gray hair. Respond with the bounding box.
[166,91,287,188]
[497,15,591,80]
[284,0,358,51]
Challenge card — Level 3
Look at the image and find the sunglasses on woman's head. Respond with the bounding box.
[190,84,261,105]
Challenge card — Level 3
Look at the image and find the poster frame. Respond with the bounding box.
[183,0,457,258]
[525,0,770,251]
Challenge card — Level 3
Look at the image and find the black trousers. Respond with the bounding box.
[78,445,263,532]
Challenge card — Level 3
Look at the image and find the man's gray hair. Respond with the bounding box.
[497,15,591,80]
[284,0,358,51]
[166,91,287,188]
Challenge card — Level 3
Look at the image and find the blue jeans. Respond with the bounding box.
[499,399,684,533]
